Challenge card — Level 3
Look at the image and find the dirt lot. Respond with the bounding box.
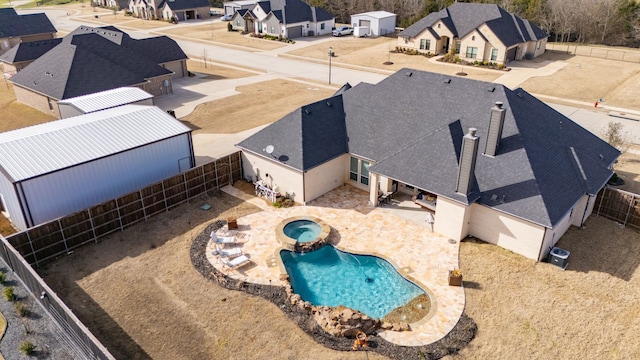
[0,82,55,133]
[181,79,335,134]
[615,148,640,194]
[286,37,502,83]
[159,23,287,51]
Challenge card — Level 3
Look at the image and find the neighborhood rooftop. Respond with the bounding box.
[0,8,56,38]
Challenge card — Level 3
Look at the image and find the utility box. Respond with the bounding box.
[549,247,570,270]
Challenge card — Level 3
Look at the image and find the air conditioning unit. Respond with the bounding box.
[548,247,570,270]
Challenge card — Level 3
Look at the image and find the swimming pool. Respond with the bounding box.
[283,220,321,243]
[280,245,425,319]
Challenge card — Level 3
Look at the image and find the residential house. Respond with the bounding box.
[9,26,187,118]
[230,0,334,38]
[0,105,194,231]
[94,0,130,10]
[160,0,210,21]
[129,0,163,19]
[0,8,56,56]
[0,38,61,75]
[398,2,548,64]
[237,69,620,261]
[223,0,257,16]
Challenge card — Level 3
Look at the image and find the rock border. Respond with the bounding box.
[190,220,477,359]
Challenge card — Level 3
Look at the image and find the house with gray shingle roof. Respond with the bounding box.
[0,8,57,57]
[8,26,187,118]
[160,0,210,21]
[0,38,61,74]
[229,0,334,38]
[398,2,548,64]
[236,68,620,261]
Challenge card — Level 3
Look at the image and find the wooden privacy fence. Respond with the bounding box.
[7,152,242,266]
[594,186,640,230]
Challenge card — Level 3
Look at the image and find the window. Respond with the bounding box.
[47,98,53,111]
[437,23,440,28]
[465,46,478,59]
[455,40,461,54]
[419,39,430,50]
[471,35,475,41]
[349,156,370,186]
[491,48,498,61]
[270,26,275,33]
[404,37,409,44]
[236,19,240,26]
[321,23,325,30]
[537,41,541,49]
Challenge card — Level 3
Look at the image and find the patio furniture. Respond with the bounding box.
[221,255,251,270]
[227,218,238,230]
[210,232,237,244]
[215,244,243,258]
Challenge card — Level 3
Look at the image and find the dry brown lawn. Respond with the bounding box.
[79,16,174,30]
[615,149,640,194]
[181,79,335,134]
[0,82,55,133]
[286,37,502,83]
[519,54,640,110]
[186,59,259,79]
[158,23,287,51]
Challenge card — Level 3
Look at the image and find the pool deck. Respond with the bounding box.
[207,184,465,346]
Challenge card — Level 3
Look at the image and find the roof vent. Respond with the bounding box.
[326,101,332,107]
[516,92,523,98]
[444,79,451,84]
[304,108,311,115]
[406,71,413,77]
[487,87,495,92]
[599,154,604,160]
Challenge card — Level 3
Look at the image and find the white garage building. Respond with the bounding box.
[350,11,397,37]
[0,105,195,231]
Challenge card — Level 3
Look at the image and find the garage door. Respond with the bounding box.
[505,47,517,62]
[359,19,371,28]
[288,25,302,38]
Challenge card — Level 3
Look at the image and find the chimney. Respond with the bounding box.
[484,101,506,157]
[456,128,480,195]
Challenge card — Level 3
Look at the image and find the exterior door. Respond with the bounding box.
[258,22,263,33]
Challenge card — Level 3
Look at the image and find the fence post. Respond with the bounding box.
[596,188,605,216]
[59,219,69,254]
[140,189,147,219]
[26,231,39,268]
[623,194,635,225]
[228,154,233,185]
[88,209,98,243]
[162,180,169,213]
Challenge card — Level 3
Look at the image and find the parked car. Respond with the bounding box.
[332,26,353,36]
[221,14,233,21]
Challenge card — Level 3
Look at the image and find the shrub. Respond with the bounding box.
[497,63,504,70]
[0,272,6,284]
[227,22,233,32]
[3,286,15,301]
[19,341,36,355]
[14,302,30,317]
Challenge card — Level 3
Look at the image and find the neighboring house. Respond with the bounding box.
[57,87,154,118]
[398,2,548,64]
[9,26,187,118]
[160,0,210,21]
[350,11,396,37]
[94,0,129,10]
[229,0,334,38]
[237,69,620,261]
[129,0,163,19]
[0,8,57,56]
[0,105,195,231]
[0,38,62,75]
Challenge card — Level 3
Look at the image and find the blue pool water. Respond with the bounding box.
[283,220,321,243]
[280,246,424,318]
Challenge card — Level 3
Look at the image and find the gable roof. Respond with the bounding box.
[0,9,56,38]
[249,0,333,25]
[399,2,547,46]
[240,69,619,228]
[0,38,62,64]
[0,105,191,183]
[237,96,348,171]
[162,0,209,11]
[9,26,183,100]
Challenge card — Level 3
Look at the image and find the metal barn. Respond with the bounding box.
[0,105,195,231]
[350,11,397,37]
[57,87,154,119]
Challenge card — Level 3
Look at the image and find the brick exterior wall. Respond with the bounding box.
[13,85,61,118]
[142,74,173,96]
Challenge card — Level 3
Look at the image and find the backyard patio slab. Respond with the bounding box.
[210,184,465,346]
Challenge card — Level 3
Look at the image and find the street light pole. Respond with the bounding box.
[328,46,333,85]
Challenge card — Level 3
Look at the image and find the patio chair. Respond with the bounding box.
[221,255,251,270]
[211,233,237,244]
[215,244,243,258]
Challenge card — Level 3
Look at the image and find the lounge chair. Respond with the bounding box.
[221,255,251,270]
[215,244,243,258]
[210,232,237,244]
